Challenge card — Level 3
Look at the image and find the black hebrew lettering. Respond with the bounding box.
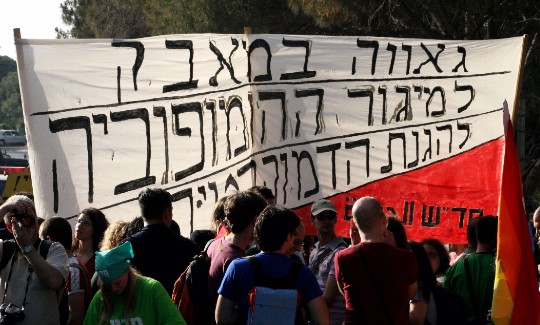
[351,57,356,75]
[454,81,475,113]
[237,160,256,186]
[171,102,205,181]
[92,114,108,134]
[469,208,483,220]
[258,91,287,140]
[457,121,471,149]
[423,129,432,162]
[408,131,419,168]
[402,201,415,225]
[171,188,194,234]
[413,43,445,74]
[344,197,356,221]
[248,39,272,82]
[317,143,341,189]
[395,86,411,122]
[356,40,379,75]
[262,155,279,203]
[163,40,199,93]
[426,86,446,117]
[197,186,206,208]
[280,153,288,204]
[452,46,468,73]
[49,116,93,203]
[280,38,316,80]
[248,92,255,146]
[205,100,218,166]
[110,108,156,194]
[153,106,169,185]
[52,159,58,213]
[386,43,397,75]
[345,138,370,178]
[381,133,406,173]
[295,88,325,135]
[421,205,441,227]
[436,124,453,154]
[452,207,467,228]
[401,44,412,75]
[292,150,319,200]
[295,112,301,137]
[386,206,398,217]
[224,97,248,158]
[208,182,218,203]
[111,41,144,103]
[208,38,241,86]
[378,86,388,125]
[116,67,121,103]
[348,87,374,126]
[414,86,423,99]
[225,173,239,192]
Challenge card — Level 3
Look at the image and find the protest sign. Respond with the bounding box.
[16,34,525,242]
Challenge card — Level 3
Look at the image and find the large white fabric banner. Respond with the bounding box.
[16,34,524,238]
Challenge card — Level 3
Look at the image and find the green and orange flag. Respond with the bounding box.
[491,102,540,324]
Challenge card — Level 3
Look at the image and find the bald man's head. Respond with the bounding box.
[533,207,540,230]
[352,196,385,234]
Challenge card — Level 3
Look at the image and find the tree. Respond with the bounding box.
[0,71,23,130]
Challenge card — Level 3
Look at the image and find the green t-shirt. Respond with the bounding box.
[443,252,495,324]
[84,276,186,325]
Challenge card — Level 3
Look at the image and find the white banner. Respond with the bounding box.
[16,34,524,235]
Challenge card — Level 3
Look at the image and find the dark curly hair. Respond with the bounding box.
[254,205,300,252]
[72,207,109,252]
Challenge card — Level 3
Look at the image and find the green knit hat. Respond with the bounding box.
[95,241,134,284]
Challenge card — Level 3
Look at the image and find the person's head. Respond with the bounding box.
[3,195,39,241]
[352,196,386,239]
[169,219,181,235]
[247,186,275,205]
[100,220,130,250]
[255,205,300,253]
[224,191,267,234]
[533,207,540,231]
[138,188,172,224]
[123,216,144,239]
[466,217,481,249]
[95,242,138,323]
[289,221,305,256]
[476,215,498,251]
[386,216,408,249]
[95,241,134,293]
[310,199,338,235]
[421,238,450,275]
[74,207,109,252]
[210,196,228,232]
[40,216,72,251]
[190,229,217,251]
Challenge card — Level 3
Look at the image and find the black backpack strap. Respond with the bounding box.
[247,255,302,289]
[0,240,17,270]
[37,239,52,259]
[464,255,482,325]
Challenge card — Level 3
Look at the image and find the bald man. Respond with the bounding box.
[334,197,417,325]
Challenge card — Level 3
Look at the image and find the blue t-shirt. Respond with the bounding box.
[218,252,322,317]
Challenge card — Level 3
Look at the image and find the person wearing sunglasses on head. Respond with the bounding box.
[309,199,348,325]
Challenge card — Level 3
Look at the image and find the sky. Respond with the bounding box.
[0,0,67,60]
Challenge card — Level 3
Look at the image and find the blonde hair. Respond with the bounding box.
[100,220,130,250]
[98,268,140,325]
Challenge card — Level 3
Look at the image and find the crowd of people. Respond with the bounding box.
[0,186,537,325]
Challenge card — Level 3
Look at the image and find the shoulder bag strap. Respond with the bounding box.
[311,247,333,276]
[356,245,394,325]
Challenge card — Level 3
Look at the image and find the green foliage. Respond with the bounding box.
[0,69,23,130]
[0,56,16,80]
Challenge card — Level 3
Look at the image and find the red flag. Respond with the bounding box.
[491,101,540,324]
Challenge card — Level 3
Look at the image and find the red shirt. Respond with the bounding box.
[335,243,417,325]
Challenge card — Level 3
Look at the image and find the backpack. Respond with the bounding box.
[246,256,303,325]
[172,239,214,325]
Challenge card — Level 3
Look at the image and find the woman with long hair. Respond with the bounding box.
[73,207,109,277]
[83,242,185,325]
